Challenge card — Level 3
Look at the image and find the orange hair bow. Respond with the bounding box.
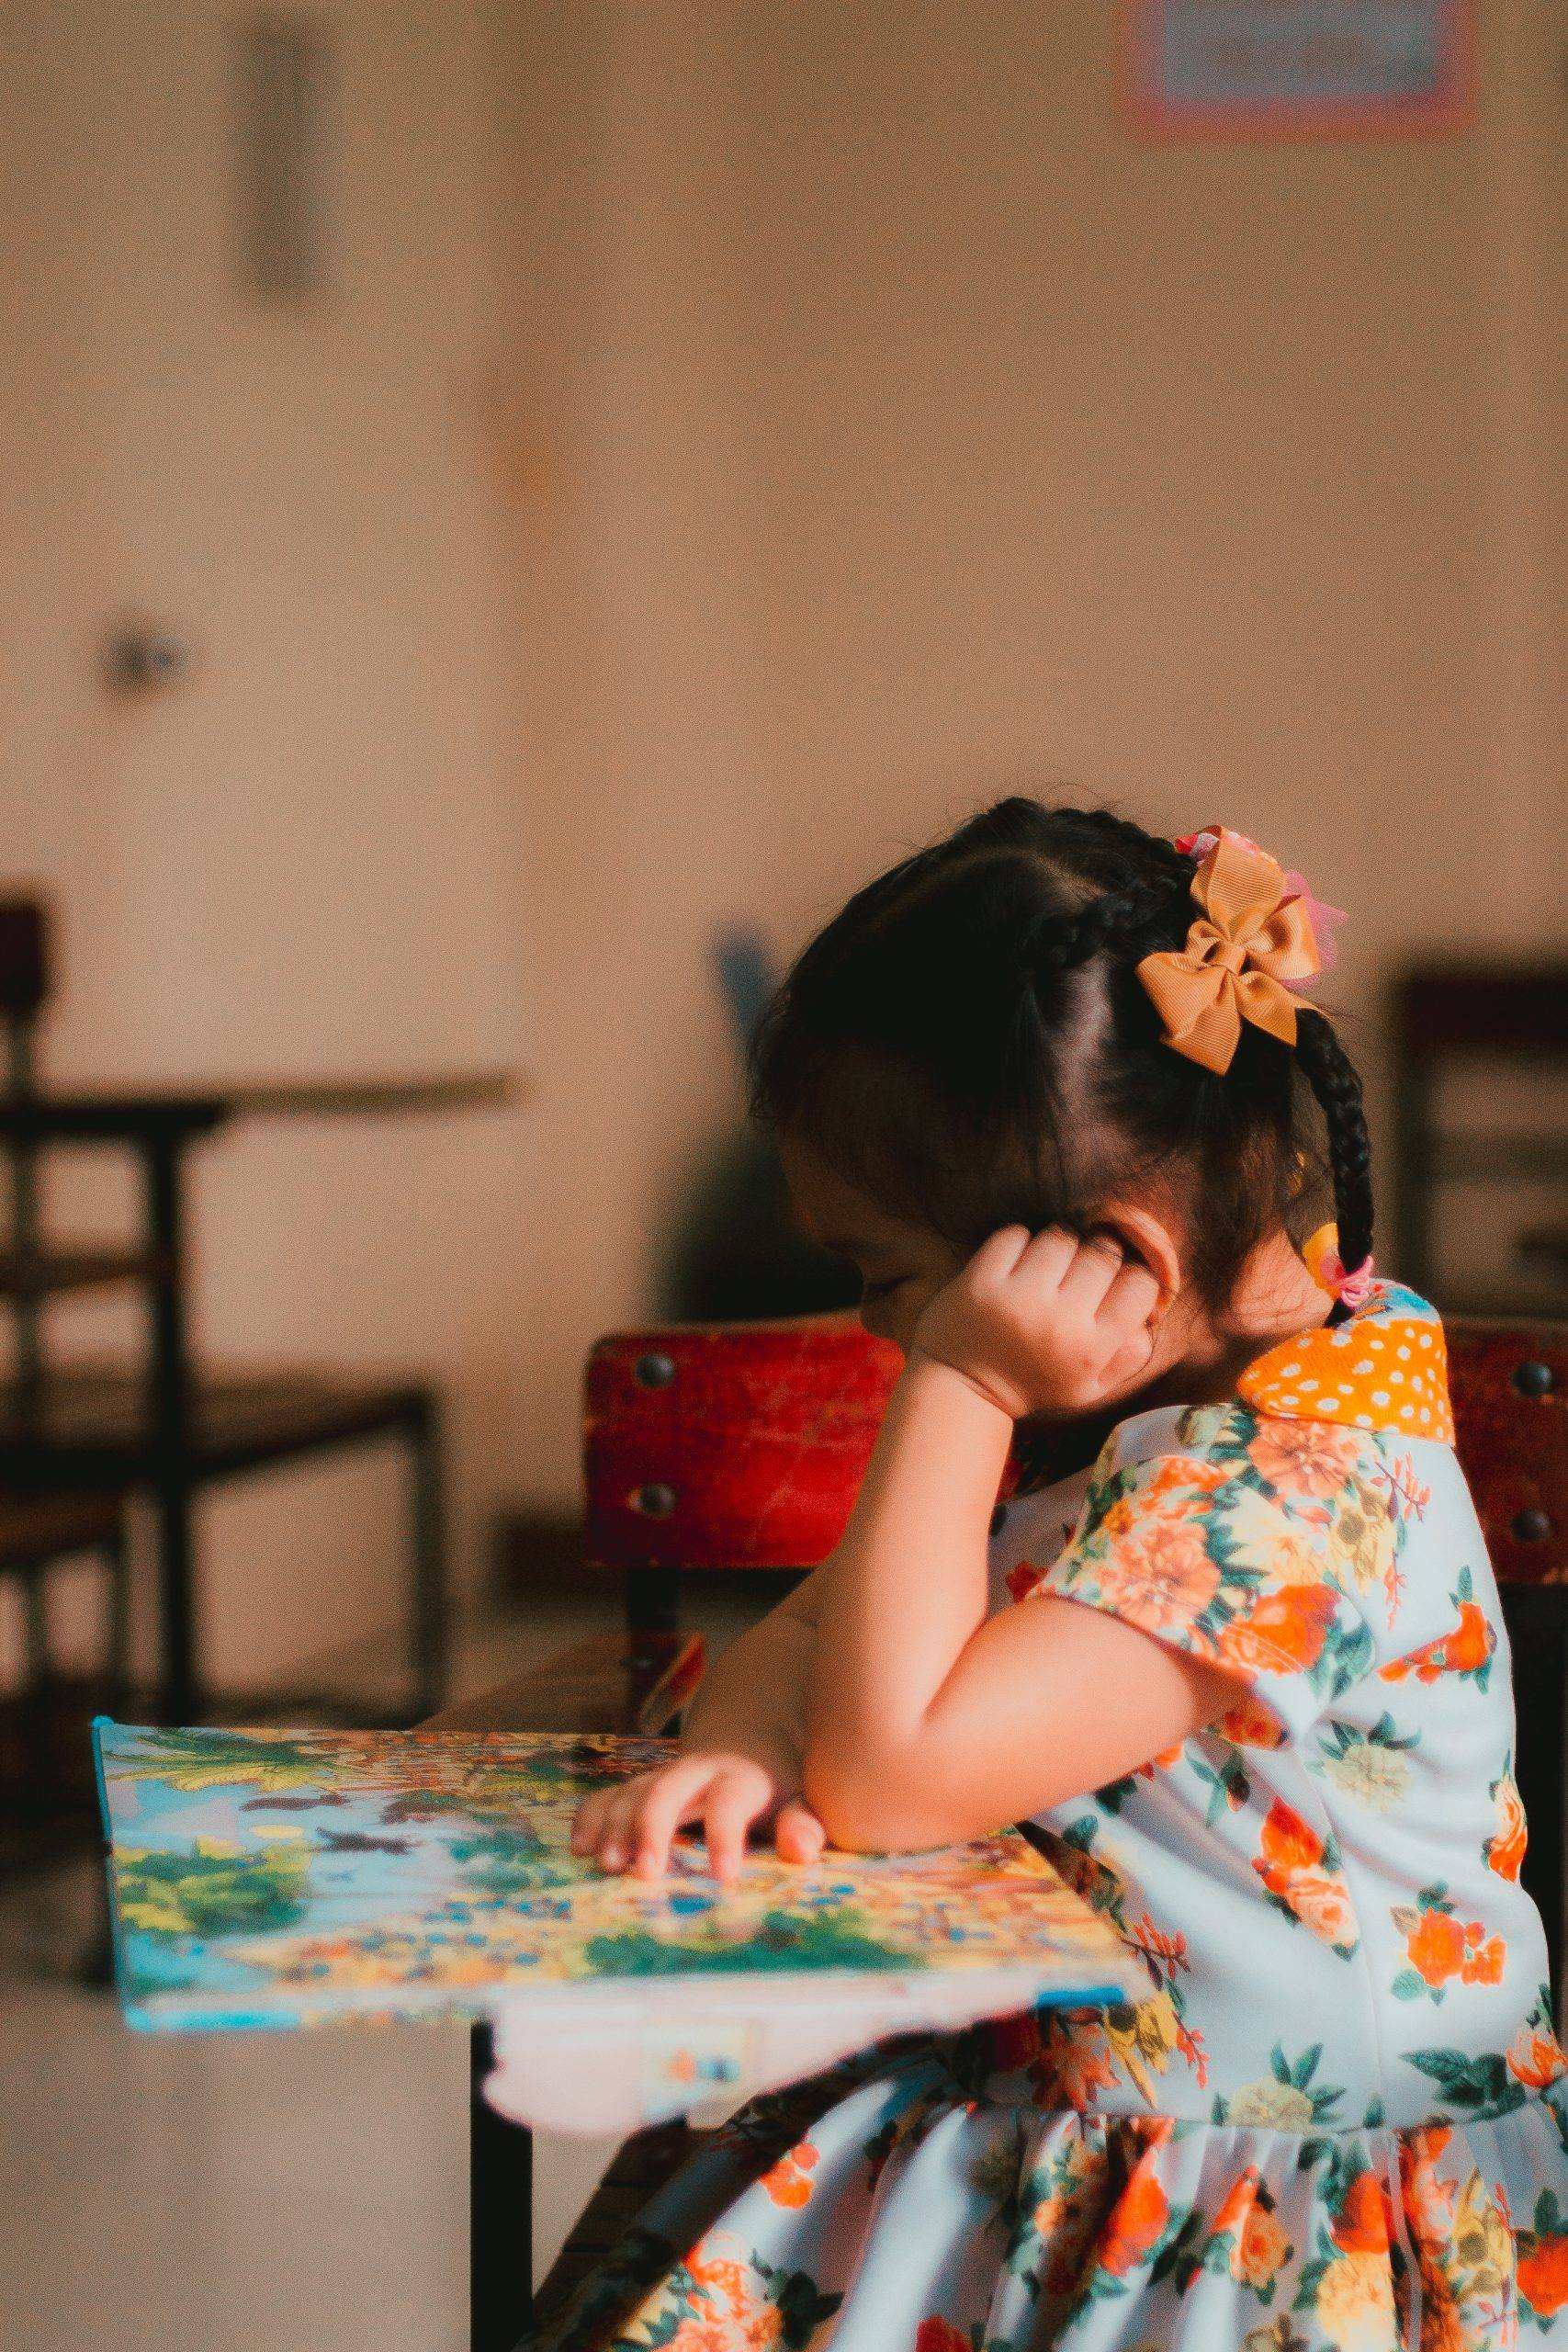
[1136,828,1320,1075]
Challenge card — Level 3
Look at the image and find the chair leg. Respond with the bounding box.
[409,1396,449,1722]
[145,1134,199,1724]
[625,1568,680,1638]
[21,1561,49,1684]
[21,1564,51,1804]
[471,2019,534,2352]
[151,1472,198,1723]
[79,1524,133,1988]
[102,1523,131,1702]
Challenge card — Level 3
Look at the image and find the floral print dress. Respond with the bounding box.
[527,1283,1568,2351]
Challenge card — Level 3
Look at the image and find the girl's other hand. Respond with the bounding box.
[569,1751,828,1887]
[909,1224,1164,1420]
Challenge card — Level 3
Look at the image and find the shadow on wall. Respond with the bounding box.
[653,922,860,1326]
[654,929,860,1326]
[492,929,856,1606]
[658,1125,861,1324]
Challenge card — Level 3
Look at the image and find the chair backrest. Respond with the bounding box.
[583,1315,901,1573]
[0,898,51,1092]
[585,1310,1567,1584]
[1446,1320,1568,1585]
[1390,962,1568,1303]
[1394,964,1568,1062]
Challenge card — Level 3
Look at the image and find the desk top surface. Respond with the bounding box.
[94,1722,1145,2048]
[0,1070,519,1137]
[96,1722,1148,2132]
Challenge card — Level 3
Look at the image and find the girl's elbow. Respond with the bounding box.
[802,1740,931,1853]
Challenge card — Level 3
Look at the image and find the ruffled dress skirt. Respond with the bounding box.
[524,2030,1568,2350]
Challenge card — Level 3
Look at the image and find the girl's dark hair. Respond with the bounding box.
[745,799,1372,1324]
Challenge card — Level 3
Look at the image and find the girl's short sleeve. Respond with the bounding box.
[1010,1408,1381,1744]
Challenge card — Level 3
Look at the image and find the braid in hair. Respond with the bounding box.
[1293,1007,1374,1325]
[1015,819,1197,983]
[1023,880,1185,985]
[1062,806,1196,889]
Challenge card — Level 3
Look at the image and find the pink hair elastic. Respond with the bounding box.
[1325,1251,1377,1310]
[1303,1222,1376,1309]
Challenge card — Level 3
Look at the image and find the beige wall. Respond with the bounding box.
[0,1,528,1685]
[3,5,1563,1688]
[500,0,1565,1508]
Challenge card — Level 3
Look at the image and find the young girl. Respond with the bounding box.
[538,801,1568,2351]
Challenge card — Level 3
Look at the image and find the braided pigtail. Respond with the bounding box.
[1293,1007,1374,1325]
[1017,865,1196,984]
[1067,806,1197,891]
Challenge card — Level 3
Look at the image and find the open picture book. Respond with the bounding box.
[92,1721,1140,2035]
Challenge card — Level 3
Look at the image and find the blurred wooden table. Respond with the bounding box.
[0,1071,519,1722]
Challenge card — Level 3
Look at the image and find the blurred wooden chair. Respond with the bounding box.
[1391,962,1568,1311]
[0,902,133,1855]
[457,1307,1568,2352]
[0,894,449,1724]
[1447,1323,1568,1983]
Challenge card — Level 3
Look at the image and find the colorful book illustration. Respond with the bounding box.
[93,1722,1139,2034]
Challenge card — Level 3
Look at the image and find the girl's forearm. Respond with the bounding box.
[801,1353,1245,1853]
[805,1352,1013,1814]
[682,1599,817,1765]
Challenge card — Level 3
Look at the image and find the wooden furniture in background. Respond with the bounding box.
[1450,1321,1568,1999]
[1391,963,1568,1313]
[459,1306,1568,2352]
[0,894,515,1730]
[0,1490,129,1870]
[585,1312,900,1638]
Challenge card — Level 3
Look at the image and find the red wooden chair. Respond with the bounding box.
[453,1309,1568,2352]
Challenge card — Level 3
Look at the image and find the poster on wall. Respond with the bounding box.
[1117,1,1475,141]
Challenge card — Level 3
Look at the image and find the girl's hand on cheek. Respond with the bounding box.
[570,1753,828,1887]
[908,1225,1166,1419]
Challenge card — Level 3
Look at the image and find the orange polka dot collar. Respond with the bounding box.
[1238,1280,1454,1445]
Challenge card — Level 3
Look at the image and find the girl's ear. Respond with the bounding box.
[1097,1200,1184,1301]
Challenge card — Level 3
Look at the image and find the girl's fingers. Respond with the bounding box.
[592,1786,645,1872]
[1095,1259,1163,1334]
[628,1758,728,1879]
[577,1758,801,1884]
[966,1224,1035,1284]
[1055,1231,1125,1313]
[594,1768,699,1872]
[773,1798,828,1866]
[1012,1227,1078,1294]
[570,1791,608,1854]
[582,1758,827,1882]
[1098,1267,1165,1386]
[702,1772,766,1886]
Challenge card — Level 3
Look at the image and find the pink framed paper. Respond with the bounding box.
[1117,1,1476,143]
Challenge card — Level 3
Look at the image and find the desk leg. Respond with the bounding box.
[103,1521,131,1698]
[145,1136,197,1723]
[471,2020,534,2352]
[149,1474,197,1724]
[410,1393,448,1719]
